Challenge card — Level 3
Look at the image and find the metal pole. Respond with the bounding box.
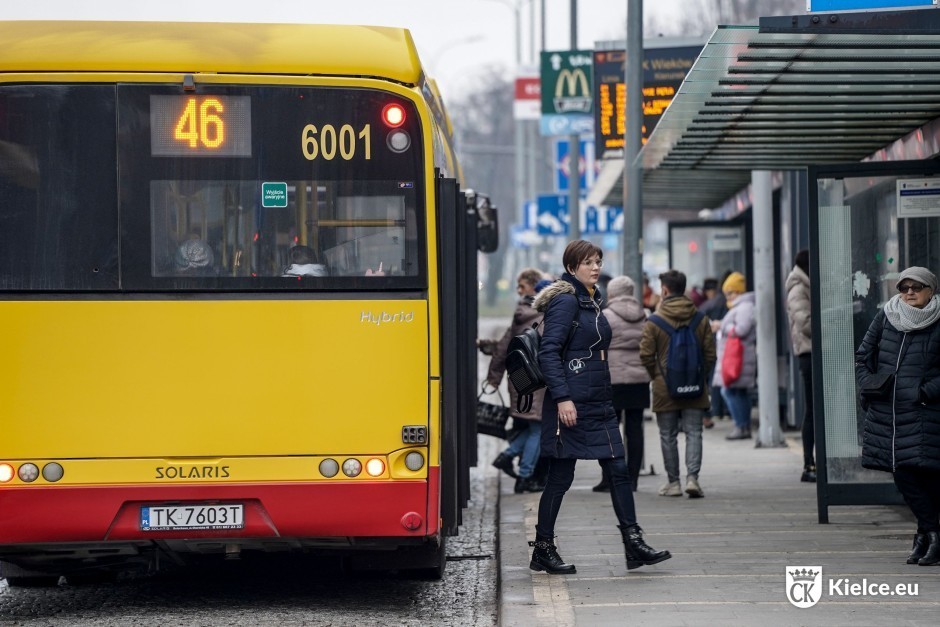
[513,5,525,277]
[568,0,580,241]
[622,0,643,288]
[753,170,784,448]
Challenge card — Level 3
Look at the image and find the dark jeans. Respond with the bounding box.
[536,457,637,538]
[893,467,940,533]
[621,408,644,488]
[798,353,815,468]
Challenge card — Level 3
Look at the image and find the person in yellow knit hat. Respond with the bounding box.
[713,272,757,440]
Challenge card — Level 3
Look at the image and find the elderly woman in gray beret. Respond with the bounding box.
[855,266,940,567]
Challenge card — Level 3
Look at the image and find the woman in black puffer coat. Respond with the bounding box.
[855,266,940,567]
[527,240,670,575]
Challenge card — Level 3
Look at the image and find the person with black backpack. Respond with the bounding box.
[526,240,671,576]
[640,269,716,499]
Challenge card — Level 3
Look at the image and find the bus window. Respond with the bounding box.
[148,179,419,281]
[119,84,426,291]
[0,85,119,291]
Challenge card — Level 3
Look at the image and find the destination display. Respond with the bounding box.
[151,95,252,157]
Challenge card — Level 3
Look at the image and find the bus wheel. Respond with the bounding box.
[411,536,448,581]
[1,561,62,588]
[4,575,62,588]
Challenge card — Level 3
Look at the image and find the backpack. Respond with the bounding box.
[649,311,706,399]
[505,320,578,413]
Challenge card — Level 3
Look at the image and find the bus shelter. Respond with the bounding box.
[622,9,940,521]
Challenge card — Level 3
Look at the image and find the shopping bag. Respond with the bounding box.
[721,331,744,387]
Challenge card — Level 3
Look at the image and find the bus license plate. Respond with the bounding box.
[140,504,244,531]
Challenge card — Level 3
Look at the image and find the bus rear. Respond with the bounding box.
[0,21,479,582]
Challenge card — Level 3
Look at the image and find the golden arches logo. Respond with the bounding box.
[553,68,592,113]
[555,68,590,99]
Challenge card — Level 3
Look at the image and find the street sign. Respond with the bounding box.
[536,194,569,236]
[555,139,597,196]
[514,76,541,121]
[808,0,934,11]
[583,206,623,235]
[540,49,594,137]
[262,182,288,208]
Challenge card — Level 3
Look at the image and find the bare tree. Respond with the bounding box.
[646,0,805,38]
[449,67,517,306]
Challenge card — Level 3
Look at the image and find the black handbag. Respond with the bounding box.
[476,384,510,439]
[860,372,895,400]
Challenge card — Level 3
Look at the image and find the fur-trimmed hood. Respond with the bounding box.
[533,279,576,312]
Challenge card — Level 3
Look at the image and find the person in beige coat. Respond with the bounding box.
[785,250,815,482]
[596,275,650,493]
[640,270,716,498]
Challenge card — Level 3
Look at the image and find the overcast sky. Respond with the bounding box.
[0,0,694,100]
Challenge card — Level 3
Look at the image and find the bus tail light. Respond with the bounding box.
[42,462,64,482]
[387,130,411,153]
[382,103,406,128]
[18,463,39,483]
[319,458,339,478]
[0,463,13,483]
[342,458,362,477]
[404,452,425,471]
[365,458,385,477]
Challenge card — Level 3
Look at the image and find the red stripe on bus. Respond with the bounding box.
[0,481,435,543]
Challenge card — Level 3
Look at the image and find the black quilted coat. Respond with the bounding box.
[855,310,940,472]
[534,274,624,460]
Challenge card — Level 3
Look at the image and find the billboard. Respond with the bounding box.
[593,45,701,158]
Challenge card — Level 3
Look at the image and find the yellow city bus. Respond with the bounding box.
[0,21,493,583]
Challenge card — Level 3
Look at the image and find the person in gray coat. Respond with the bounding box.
[714,272,757,440]
[595,275,650,493]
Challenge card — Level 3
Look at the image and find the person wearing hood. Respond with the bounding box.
[855,266,940,567]
[593,275,651,493]
[714,272,757,440]
[527,240,670,576]
[487,268,547,494]
[785,250,816,482]
[640,270,716,499]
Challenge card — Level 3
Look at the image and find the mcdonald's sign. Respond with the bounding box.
[540,50,594,116]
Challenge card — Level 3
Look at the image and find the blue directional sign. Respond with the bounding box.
[555,139,595,196]
[807,0,933,10]
[536,194,569,236]
[582,206,623,235]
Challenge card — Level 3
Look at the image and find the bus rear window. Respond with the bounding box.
[119,84,427,291]
[0,86,118,291]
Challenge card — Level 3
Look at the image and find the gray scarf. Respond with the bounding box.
[883,293,940,332]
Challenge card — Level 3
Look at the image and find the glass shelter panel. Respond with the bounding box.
[815,171,940,484]
[669,222,747,293]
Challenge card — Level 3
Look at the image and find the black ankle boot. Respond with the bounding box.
[529,537,576,574]
[907,532,929,564]
[801,465,817,483]
[918,531,940,566]
[620,524,672,570]
[492,452,518,479]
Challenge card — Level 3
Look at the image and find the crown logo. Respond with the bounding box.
[788,568,818,582]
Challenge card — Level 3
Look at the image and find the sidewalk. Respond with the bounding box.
[496,417,940,626]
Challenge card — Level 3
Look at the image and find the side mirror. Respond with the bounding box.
[473,194,499,254]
